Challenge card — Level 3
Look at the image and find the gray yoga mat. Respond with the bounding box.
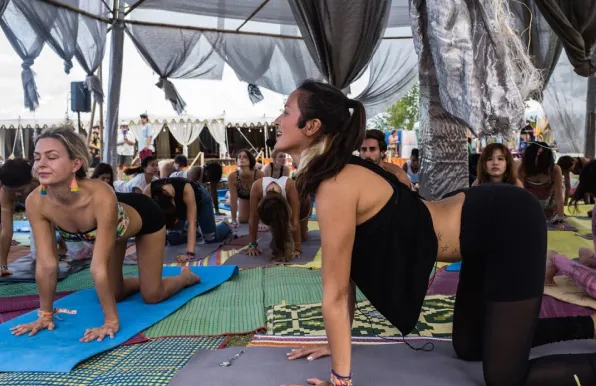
[169,340,596,386]
[223,230,320,269]
[547,221,578,232]
[162,243,222,264]
[0,255,89,283]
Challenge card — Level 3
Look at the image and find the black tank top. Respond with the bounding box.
[348,156,438,335]
[152,177,200,221]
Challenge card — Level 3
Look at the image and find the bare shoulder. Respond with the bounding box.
[228,170,237,184]
[86,179,117,205]
[256,170,265,179]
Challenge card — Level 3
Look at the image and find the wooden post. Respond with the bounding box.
[585,75,596,158]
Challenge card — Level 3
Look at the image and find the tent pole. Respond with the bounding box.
[99,63,104,156]
[585,75,596,158]
[104,0,124,168]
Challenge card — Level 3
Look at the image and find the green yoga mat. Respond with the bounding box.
[0,266,139,297]
[0,336,225,386]
[263,266,367,308]
[547,230,593,258]
[143,268,266,337]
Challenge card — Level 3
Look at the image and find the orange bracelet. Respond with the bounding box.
[37,310,54,319]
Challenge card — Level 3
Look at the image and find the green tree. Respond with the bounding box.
[385,83,420,131]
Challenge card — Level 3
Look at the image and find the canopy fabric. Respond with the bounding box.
[129,0,411,30]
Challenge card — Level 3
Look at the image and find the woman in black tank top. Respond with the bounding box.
[275,81,596,386]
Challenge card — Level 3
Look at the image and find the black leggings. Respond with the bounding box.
[457,184,596,386]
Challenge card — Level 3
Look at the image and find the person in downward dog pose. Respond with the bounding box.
[227,150,265,227]
[0,159,40,276]
[246,175,302,262]
[359,129,411,189]
[275,81,596,386]
[10,127,200,342]
[472,143,523,187]
[145,177,232,263]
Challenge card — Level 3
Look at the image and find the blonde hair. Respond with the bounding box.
[35,126,90,178]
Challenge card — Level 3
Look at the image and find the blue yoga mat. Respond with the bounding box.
[446,261,461,272]
[0,265,238,373]
[13,220,31,233]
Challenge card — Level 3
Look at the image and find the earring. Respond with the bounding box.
[70,177,79,193]
[40,185,47,196]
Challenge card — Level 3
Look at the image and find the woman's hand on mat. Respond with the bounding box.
[246,247,263,256]
[283,379,332,386]
[80,322,119,343]
[10,317,55,336]
[286,344,330,361]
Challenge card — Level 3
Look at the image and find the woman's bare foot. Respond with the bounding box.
[180,266,201,286]
[545,250,559,286]
[579,248,595,267]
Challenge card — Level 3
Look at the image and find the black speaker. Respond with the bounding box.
[70,81,91,113]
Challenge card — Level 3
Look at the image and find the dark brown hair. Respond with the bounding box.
[476,143,517,185]
[125,155,157,176]
[364,129,387,152]
[236,149,256,170]
[90,163,114,187]
[574,160,596,208]
[258,192,293,262]
[521,141,554,178]
[295,80,366,200]
[0,158,33,188]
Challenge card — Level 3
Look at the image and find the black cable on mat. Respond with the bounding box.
[354,258,440,352]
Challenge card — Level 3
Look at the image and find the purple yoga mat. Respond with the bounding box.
[427,270,594,318]
[168,340,596,386]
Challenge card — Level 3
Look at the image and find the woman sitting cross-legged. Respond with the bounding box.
[10,127,200,342]
[145,177,233,263]
[276,80,596,386]
[246,176,302,262]
[472,143,523,187]
[546,160,596,296]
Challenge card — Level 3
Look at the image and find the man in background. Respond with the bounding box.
[360,129,412,189]
[88,126,101,167]
[138,113,154,161]
[116,120,136,179]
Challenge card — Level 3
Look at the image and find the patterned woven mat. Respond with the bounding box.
[0,336,225,385]
[263,266,367,308]
[0,266,139,297]
[249,335,452,347]
[266,295,455,339]
[143,268,266,338]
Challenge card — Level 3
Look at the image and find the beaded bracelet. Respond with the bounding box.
[330,370,353,386]
[248,242,258,249]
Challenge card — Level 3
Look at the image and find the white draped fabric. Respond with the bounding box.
[167,121,204,156]
[206,119,228,157]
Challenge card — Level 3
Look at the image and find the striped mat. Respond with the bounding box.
[143,268,266,338]
[249,334,452,347]
[0,336,225,385]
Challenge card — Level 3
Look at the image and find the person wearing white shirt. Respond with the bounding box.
[138,113,154,160]
[116,120,136,179]
[114,155,159,194]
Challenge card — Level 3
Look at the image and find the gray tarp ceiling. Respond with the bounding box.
[130,0,411,29]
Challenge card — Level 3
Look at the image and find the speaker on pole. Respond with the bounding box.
[70,81,91,113]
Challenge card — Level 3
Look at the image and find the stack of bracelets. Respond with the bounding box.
[248,241,258,249]
[331,370,353,385]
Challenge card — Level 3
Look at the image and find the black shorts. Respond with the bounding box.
[459,183,546,302]
[116,192,165,236]
[118,155,133,167]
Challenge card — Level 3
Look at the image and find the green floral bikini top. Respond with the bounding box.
[57,202,130,242]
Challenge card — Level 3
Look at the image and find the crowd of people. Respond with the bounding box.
[1,80,596,385]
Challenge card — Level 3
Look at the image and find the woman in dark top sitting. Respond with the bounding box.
[227,150,264,227]
[145,177,232,263]
[278,81,596,386]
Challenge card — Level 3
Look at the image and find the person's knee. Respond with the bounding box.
[141,288,164,304]
[453,339,482,362]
